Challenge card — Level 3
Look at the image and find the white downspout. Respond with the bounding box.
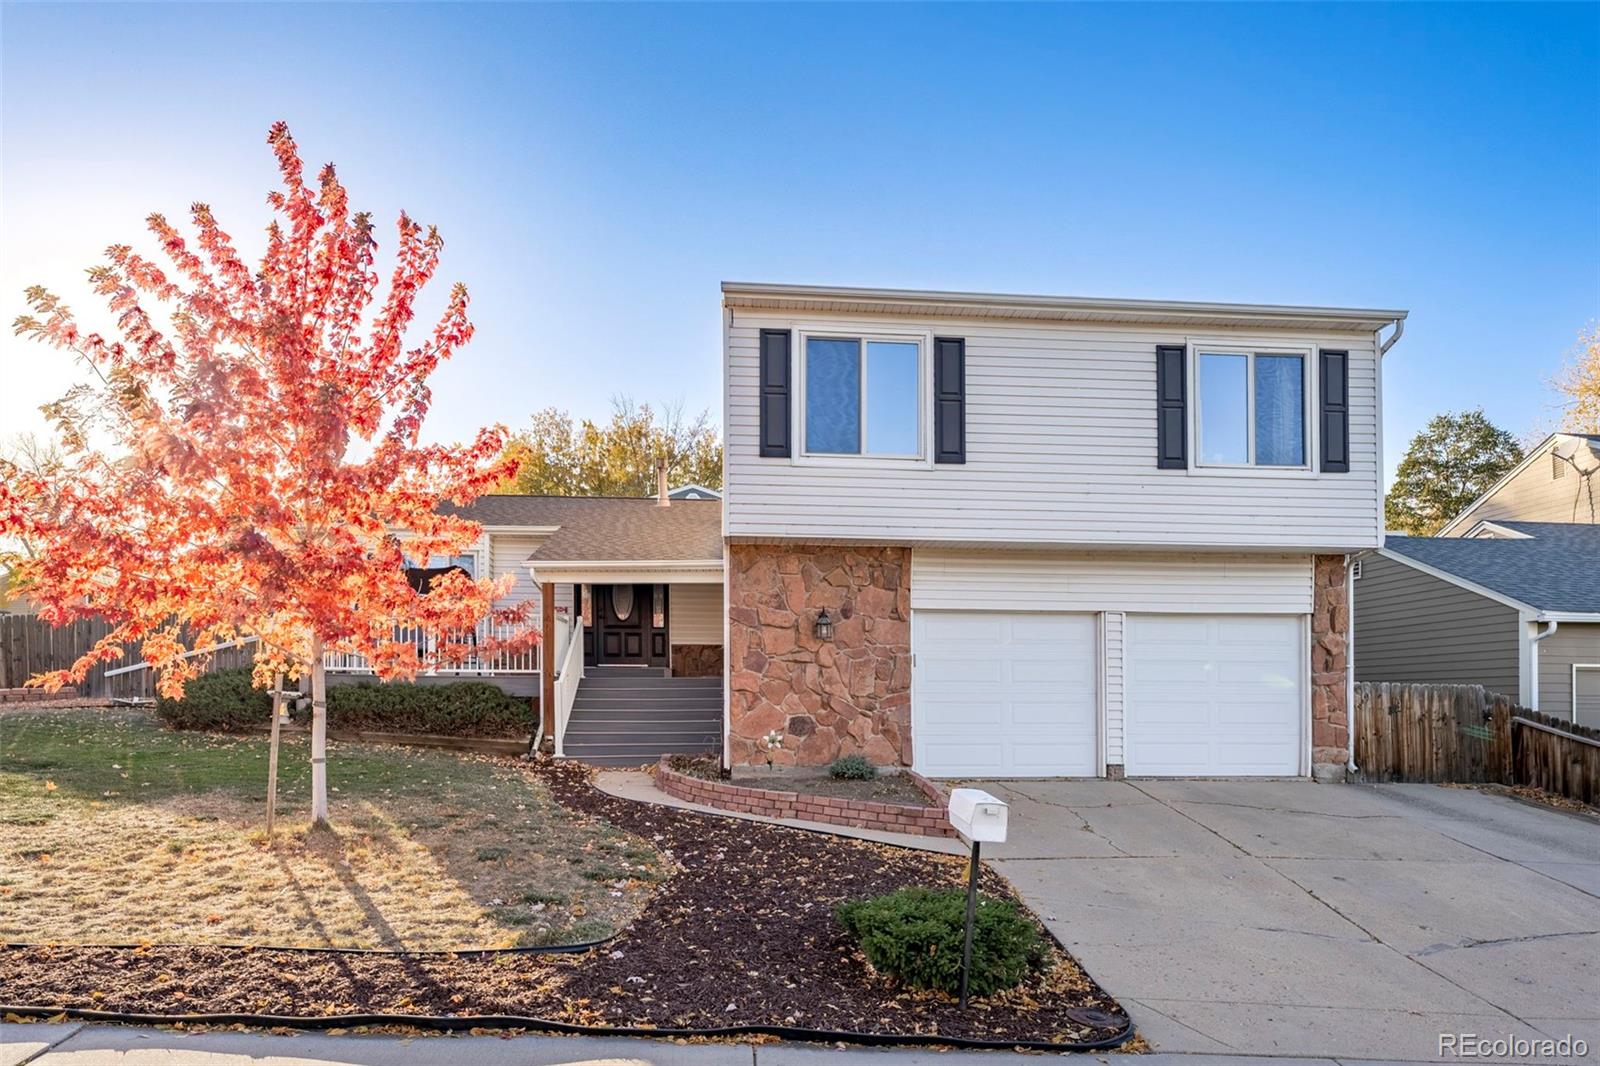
[1529,619,1560,713]
[1346,553,1360,773]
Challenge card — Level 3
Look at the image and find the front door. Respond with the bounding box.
[589,584,669,667]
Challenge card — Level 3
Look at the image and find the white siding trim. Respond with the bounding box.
[1103,611,1126,767]
[911,550,1314,614]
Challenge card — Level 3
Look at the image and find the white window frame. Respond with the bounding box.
[796,329,929,463]
[1189,340,1316,476]
[1574,663,1600,724]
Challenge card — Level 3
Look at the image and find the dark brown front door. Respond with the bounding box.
[590,584,669,667]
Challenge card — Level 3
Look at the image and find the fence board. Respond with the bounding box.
[1356,681,1599,807]
[0,615,259,697]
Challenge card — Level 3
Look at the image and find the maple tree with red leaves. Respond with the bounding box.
[1,123,535,823]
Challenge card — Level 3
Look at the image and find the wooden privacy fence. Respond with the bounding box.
[1356,682,1599,807]
[0,614,259,699]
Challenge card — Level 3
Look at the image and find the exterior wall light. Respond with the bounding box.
[814,608,834,641]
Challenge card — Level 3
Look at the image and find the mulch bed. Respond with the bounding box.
[766,772,937,806]
[0,757,1129,1047]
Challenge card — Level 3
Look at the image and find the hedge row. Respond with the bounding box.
[155,667,536,739]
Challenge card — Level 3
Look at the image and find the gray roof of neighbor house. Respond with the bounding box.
[1383,522,1600,615]
[440,495,723,563]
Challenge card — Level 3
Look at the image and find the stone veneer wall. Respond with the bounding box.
[1311,553,1351,780]
[670,643,723,678]
[727,544,912,767]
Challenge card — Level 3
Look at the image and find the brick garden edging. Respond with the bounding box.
[655,758,955,838]
[0,687,81,704]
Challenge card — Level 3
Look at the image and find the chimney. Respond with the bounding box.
[656,458,670,507]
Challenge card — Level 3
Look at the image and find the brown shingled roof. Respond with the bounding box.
[440,496,722,563]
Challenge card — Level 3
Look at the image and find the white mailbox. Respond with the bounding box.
[948,788,1009,843]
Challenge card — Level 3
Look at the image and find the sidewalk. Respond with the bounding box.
[2,1023,1577,1065]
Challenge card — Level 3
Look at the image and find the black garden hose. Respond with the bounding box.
[0,1002,1135,1052]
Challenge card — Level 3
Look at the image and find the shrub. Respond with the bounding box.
[828,754,877,780]
[156,668,535,738]
[835,886,1044,997]
[155,668,273,731]
[325,679,534,738]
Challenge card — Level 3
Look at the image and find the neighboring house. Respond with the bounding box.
[1354,430,1599,726]
[0,568,38,615]
[668,484,722,501]
[1436,432,1600,535]
[721,282,1408,780]
[326,493,726,762]
[1355,507,1600,727]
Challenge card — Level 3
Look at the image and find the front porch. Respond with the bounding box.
[535,576,725,764]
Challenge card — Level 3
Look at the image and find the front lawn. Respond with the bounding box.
[0,709,666,949]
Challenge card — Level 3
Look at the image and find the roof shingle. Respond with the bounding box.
[1383,522,1600,614]
[440,496,722,563]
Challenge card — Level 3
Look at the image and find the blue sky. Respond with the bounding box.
[3,3,1596,481]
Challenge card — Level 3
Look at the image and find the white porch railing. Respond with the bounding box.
[552,617,585,758]
[324,619,541,676]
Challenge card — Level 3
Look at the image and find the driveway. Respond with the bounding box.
[979,779,1600,1061]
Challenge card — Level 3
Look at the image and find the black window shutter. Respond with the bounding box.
[1155,344,1187,469]
[933,337,966,464]
[758,329,791,458]
[1319,349,1350,473]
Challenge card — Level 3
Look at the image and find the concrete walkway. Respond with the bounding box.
[975,779,1600,1062]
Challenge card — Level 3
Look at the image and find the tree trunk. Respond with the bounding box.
[266,671,284,837]
[310,640,329,825]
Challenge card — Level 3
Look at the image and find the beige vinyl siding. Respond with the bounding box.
[726,310,1381,550]
[1537,622,1600,724]
[1353,553,1520,696]
[491,533,573,616]
[669,582,724,646]
[1103,611,1126,765]
[1444,445,1600,533]
[910,550,1315,614]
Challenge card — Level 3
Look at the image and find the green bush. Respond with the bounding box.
[154,668,273,731]
[324,679,534,738]
[828,754,877,780]
[835,886,1044,997]
[156,668,535,738]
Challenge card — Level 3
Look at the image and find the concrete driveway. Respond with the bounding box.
[978,779,1600,1061]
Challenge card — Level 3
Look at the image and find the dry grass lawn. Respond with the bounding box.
[0,709,668,949]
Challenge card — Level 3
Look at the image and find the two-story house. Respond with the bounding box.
[722,282,1407,782]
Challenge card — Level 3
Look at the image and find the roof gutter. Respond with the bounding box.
[1378,316,1405,357]
[722,281,1409,331]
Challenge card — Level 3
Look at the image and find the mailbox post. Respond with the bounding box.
[947,788,1009,1008]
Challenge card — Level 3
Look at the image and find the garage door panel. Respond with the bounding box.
[919,613,1003,642]
[1127,614,1303,777]
[923,696,1003,728]
[1216,661,1297,686]
[913,610,1097,778]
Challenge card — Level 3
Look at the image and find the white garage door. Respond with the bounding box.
[1125,615,1303,776]
[912,611,1097,777]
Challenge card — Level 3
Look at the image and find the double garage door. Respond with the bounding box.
[913,611,1304,778]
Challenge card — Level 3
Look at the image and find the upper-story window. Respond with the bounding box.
[802,334,922,458]
[1196,349,1308,468]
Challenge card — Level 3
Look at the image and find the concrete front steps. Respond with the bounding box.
[560,665,723,768]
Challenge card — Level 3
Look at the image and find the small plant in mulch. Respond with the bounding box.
[828,754,877,780]
[836,886,1046,997]
[663,754,721,781]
